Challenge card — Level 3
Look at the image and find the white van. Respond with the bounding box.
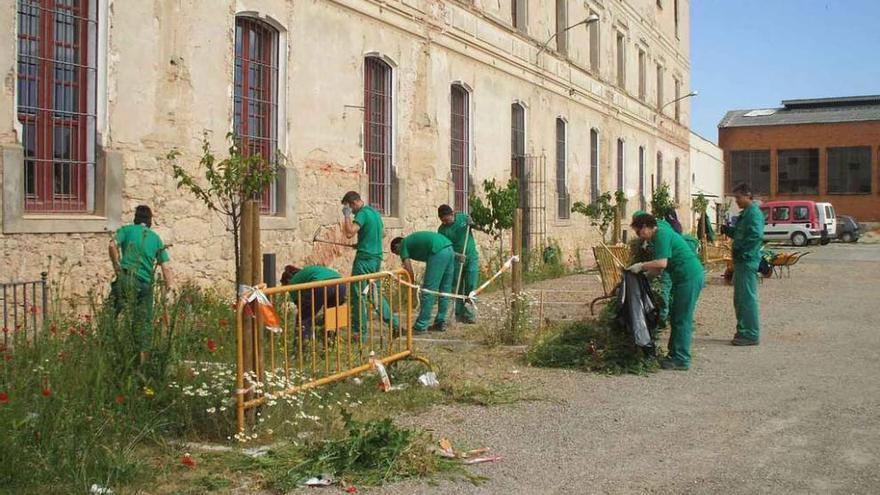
[816,202,837,238]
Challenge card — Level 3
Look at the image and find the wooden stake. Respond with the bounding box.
[240,200,256,426]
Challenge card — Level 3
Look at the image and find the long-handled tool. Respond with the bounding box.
[311,226,356,249]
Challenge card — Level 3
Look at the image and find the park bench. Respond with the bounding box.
[590,245,631,315]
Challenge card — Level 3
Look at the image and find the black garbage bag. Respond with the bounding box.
[615,271,659,353]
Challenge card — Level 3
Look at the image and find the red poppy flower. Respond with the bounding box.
[345,486,358,494]
[41,388,52,397]
[3,355,11,362]
[115,394,125,405]
[218,318,229,328]
[29,305,38,315]
[180,453,196,468]
[0,392,8,403]
[206,339,218,352]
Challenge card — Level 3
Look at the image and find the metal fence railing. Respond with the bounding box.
[235,269,424,432]
[1,272,49,347]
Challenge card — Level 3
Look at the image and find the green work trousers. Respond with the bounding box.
[451,255,479,323]
[110,273,154,352]
[658,271,672,325]
[733,261,761,342]
[415,246,455,331]
[350,256,399,337]
[667,275,703,369]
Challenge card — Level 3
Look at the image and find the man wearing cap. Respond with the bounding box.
[109,205,173,364]
[340,191,398,337]
[437,204,479,324]
[390,232,455,333]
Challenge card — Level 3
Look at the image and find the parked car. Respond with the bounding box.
[816,202,837,242]
[759,200,825,246]
[836,215,860,243]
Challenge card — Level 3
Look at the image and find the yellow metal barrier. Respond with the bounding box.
[235,269,424,432]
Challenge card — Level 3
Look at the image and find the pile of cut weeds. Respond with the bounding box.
[526,304,658,375]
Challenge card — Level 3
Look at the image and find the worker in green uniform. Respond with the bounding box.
[108,205,174,364]
[390,232,455,333]
[280,265,346,338]
[632,209,672,329]
[437,204,478,324]
[341,191,398,338]
[628,212,704,370]
[729,183,764,346]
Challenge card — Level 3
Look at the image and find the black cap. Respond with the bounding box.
[437,204,454,217]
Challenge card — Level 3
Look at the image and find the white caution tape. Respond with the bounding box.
[382,255,519,304]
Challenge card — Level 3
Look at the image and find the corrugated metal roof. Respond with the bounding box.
[718,95,880,129]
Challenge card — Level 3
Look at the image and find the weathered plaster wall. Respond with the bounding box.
[1,0,691,299]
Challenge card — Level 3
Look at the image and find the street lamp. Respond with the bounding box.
[656,90,698,120]
[536,14,600,60]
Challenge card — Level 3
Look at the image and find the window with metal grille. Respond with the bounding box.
[589,12,600,71]
[590,128,599,202]
[616,138,625,192]
[638,146,646,210]
[656,151,663,187]
[674,0,680,38]
[234,16,279,215]
[512,0,527,32]
[556,119,569,219]
[674,158,681,203]
[730,150,770,195]
[656,64,664,110]
[555,0,568,54]
[17,0,97,213]
[674,77,681,122]
[638,48,646,101]
[364,57,393,215]
[827,147,871,194]
[616,32,626,88]
[777,149,818,194]
[450,84,469,212]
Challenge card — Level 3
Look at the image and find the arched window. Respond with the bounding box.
[674,158,681,203]
[590,129,600,202]
[364,56,393,214]
[234,16,279,214]
[556,118,569,219]
[450,84,469,212]
[18,0,98,212]
[616,138,625,192]
[638,146,646,210]
[656,151,664,187]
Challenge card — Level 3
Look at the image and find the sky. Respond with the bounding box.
[690,0,880,142]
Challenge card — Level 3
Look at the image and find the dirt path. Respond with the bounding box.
[381,243,880,494]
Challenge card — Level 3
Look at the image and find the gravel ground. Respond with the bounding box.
[376,243,880,494]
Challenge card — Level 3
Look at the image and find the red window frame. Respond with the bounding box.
[450,85,469,212]
[234,17,279,214]
[364,57,393,215]
[17,0,95,212]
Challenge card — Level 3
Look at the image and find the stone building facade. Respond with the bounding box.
[1,0,692,296]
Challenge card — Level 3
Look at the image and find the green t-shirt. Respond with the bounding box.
[353,205,384,260]
[115,224,169,283]
[398,231,452,262]
[287,266,341,285]
[732,202,765,265]
[438,213,478,260]
[652,220,702,284]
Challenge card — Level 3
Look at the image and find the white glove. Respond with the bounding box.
[342,206,352,218]
[627,262,645,273]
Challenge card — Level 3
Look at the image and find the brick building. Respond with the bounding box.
[718,95,880,221]
[1,0,693,296]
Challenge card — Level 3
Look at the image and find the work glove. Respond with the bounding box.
[627,262,645,274]
[454,253,467,262]
[342,206,352,219]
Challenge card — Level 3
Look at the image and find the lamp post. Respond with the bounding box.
[536,14,600,60]
[655,90,698,122]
